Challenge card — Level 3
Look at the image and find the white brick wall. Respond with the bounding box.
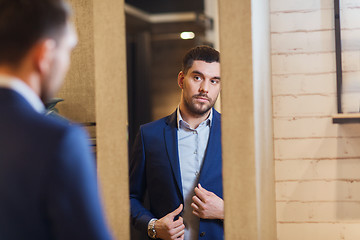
[271,0,360,239]
[277,223,360,240]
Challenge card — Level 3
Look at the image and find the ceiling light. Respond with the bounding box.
[180,32,195,40]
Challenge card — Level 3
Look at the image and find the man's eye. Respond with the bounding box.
[211,79,219,84]
[194,76,201,81]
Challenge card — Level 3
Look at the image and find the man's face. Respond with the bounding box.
[178,60,221,116]
[40,23,78,103]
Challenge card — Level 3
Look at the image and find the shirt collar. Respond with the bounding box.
[0,74,45,113]
[177,107,213,129]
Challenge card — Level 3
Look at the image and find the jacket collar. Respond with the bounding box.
[0,74,45,113]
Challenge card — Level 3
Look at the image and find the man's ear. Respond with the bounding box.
[33,39,56,75]
[178,71,184,89]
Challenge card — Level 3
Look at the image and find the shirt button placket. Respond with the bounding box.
[195,131,199,164]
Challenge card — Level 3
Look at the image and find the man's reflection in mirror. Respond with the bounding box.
[129,46,224,240]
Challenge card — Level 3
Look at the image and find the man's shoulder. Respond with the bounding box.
[19,110,87,147]
[0,88,78,137]
[41,116,88,144]
[30,111,73,131]
[0,104,89,166]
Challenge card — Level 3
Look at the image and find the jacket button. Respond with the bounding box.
[200,232,206,237]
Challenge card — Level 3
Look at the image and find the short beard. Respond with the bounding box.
[184,93,215,116]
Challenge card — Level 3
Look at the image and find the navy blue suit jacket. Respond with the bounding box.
[0,88,112,240]
[130,109,223,239]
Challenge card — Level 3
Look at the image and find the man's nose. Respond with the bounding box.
[199,80,209,93]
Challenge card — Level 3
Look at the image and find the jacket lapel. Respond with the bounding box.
[199,109,221,182]
[164,111,183,198]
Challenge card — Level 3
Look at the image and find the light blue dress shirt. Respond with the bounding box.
[177,108,212,240]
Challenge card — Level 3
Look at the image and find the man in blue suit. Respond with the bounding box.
[0,0,112,239]
[130,46,223,240]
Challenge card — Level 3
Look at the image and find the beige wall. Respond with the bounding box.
[219,0,257,238]
[93,0,129,239]
[58,0,95,125]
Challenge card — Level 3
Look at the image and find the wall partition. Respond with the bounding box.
[93,0,130,239]
[219,0,277,239]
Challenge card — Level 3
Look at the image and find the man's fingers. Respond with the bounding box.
[194,186,207,202]
[169,204,183,217]
[192,210,200,218]
[191,202,199,211]
[173,229,185,239]
[173,216,184,228]
[198,183,212,195]
[178,233,185,240]
[192,195,204,209]
[156,213,185,240]
[168,219,185,239]
[173,221,185,233]
[198,183,210,192]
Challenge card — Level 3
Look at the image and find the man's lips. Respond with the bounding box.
[194,96,210,102]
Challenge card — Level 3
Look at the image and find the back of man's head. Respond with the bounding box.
[0,0,71,67]
[182,45,220,74]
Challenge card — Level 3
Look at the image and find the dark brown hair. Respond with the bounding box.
[0,0,71,66]
[182,45,220,74]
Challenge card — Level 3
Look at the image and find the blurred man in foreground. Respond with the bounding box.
[0,0,112,239]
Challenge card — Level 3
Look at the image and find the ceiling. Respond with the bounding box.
[125,0,204,14]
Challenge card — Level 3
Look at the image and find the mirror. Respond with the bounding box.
[124,0,221,239]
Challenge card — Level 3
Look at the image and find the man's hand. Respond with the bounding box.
[191,183,224,220]
[155,204,185,240]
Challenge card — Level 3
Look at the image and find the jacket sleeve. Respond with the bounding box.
[45,126,113,240]
[129,128,154,234]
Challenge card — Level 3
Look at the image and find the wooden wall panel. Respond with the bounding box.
[220,0,276,239]
[219,0,257,239]
[58,0,95,124]
[93,0,129,239]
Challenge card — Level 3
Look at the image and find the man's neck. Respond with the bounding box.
[178,104,211,129]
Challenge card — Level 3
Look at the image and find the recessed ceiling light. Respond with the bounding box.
[180,31,195,40]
